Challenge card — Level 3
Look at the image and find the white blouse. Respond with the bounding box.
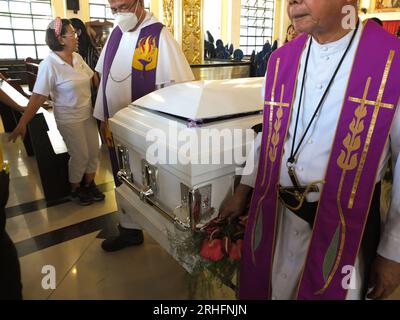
[33,51,94,124]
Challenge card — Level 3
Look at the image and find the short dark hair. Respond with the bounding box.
[45,19,71,52]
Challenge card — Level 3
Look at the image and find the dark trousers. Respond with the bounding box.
[0,170,22,300]
[0,230,22,300]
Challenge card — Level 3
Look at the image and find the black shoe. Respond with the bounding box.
[70,187,93,206]
[86,181,105,201]
[101,226,144,252]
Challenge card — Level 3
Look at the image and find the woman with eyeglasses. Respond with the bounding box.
[9,17,105,206]
[70,18,100,72]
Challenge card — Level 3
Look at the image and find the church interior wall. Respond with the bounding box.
[0,0,398,71]
[27,0,291,57]
[361,0,400,20]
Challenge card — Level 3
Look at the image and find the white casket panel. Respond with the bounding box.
[109,78,264,263]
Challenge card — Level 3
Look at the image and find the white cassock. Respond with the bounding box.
[94,12,195,121]
[94,12,195,229]
[241,24,400,300]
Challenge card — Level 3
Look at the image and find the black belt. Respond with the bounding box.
[278,187,318,226]
[278,182,381,227]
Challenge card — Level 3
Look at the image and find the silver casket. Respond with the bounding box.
[109,77,263,268]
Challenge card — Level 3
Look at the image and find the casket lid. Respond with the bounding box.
[131,77,264,121]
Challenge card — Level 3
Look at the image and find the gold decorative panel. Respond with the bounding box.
[182,0,203,64]
[162,0,174,35]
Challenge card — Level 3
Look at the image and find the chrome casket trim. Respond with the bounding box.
[117,170,191,231]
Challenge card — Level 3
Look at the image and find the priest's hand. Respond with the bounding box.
[367,255,400,300]
[100,121,114,147]
[219,184,253,221]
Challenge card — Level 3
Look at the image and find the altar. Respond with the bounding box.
[190,60,251,80]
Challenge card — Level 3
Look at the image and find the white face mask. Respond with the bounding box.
[114,12,138,33]
[113,1,141,33]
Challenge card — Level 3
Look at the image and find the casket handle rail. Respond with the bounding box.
[117,170,191,231]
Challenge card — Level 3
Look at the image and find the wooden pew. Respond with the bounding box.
[25,58,39,93]
[0,79,70,204]
[0,75,30,135]
[0,68,10,77]
[0,72,30,99]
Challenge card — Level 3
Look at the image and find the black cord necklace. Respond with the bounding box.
[287,20,360,166]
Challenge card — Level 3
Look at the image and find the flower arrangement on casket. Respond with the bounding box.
[169,215,247,297]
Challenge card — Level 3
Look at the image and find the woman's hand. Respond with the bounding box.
[8,92,47,143]
[8,123,27,142]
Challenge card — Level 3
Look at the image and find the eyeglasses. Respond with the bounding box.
[62,31,77,39]
[110,0,139,14]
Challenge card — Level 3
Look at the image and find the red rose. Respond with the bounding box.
[200,238,224,261]
[236,239,243,253]
[229,240,243,261]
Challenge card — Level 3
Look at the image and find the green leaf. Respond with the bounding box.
[253,208,263,252]
[323,225,341,283]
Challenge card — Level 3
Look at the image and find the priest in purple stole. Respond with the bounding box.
[93,0,194,252]
[221,0,400,300]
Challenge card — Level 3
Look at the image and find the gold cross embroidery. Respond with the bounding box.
[264,58,290,109]
[261,58,290,186]
[347,50,395,209]
[315,50,396,296]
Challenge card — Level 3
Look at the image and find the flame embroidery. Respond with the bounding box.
[132,36,158,73]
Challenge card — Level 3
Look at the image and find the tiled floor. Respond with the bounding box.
[1,123,234,300]
[1,119,399,300]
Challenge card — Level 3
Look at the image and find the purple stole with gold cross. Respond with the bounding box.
[101,23,163,185]
[239,20,400,300]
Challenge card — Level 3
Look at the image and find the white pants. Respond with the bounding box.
[57,117,100,184]
[119,208,142,230]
